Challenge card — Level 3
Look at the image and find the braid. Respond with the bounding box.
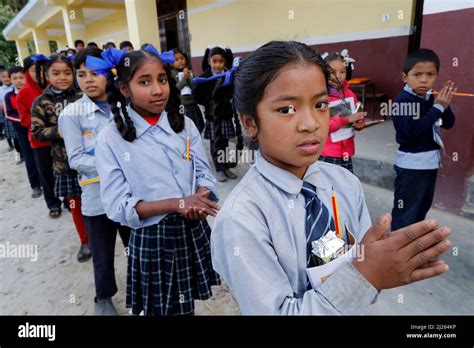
[121,98,136,141]
[212,78,225,167]
[164,66,184,133]
[106,72,136,142]
[35,61,47,89]
[201,48,211,72]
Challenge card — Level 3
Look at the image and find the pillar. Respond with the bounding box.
[124,0,161,50]
[32,28,51,54]
[61,5,86,48]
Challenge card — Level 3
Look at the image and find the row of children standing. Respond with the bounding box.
[4,42,243,315]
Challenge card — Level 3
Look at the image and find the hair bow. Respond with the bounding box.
[193,56,242,86]
[85,48,128,77]
[142,44,175,64]
[31,54,51,62]
[340,49,356,70]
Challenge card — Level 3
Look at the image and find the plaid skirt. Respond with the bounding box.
[54,173,82,198]
[126,214,221,316]
[319,155,353,173]
[203,120,236,141]
[4,119,17,139]
[184,103,205,133]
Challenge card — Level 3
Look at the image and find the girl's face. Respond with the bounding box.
[209,54,225,73]
[47,62,73,90]
[174,53,186,70]
[120,57,170,117]
[2,71,11,85]
[328,58,346,88]
[243,64,329,179]
[76,63,107,101]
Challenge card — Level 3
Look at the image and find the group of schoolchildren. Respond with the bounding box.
[0,38,456,315]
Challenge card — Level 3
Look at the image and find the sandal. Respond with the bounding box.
[49,209,61,218]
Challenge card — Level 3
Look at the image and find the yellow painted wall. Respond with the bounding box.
[187,0,414,55]
[84,10,130,46]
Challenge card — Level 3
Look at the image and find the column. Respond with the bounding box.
[124,0,161,50]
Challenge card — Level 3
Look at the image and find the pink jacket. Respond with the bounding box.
[321,81,362,158]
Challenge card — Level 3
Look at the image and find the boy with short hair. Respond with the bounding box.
[391,48,456,230]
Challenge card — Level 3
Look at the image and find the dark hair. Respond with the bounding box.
[87,42,99,48]
[36,54,74,89]
[8,66,25,76]
[106,49,184,142]
[234,41,329,124]
[74,46,102,70]
[74,39,85,48]
[201,46,233,72]
[23,56,35,71]
[173,48,190,67]
[403,48,440,74]
[119,41,134,50]
[324,52,353,81]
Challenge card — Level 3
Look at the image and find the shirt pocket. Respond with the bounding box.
[179,154,195,196]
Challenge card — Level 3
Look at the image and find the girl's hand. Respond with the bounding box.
[184,206,208,220]
[352,214,451,290]
[348,112,367,123]
[176,189,220,218]
[434,80,456,109]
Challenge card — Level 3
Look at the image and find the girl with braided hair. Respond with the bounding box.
[90,46,221,316]
[193,46,241,182]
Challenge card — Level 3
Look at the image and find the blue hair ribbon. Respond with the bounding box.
[85,48,128,77]
[142,44,175,64]
[192,56,242,86]
[31,54,51,62]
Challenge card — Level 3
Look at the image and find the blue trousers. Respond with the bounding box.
[84,214,130,300]
[13,123,41,189]
[391,165,438,231]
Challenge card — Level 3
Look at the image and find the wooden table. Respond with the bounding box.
[349,78,376,116]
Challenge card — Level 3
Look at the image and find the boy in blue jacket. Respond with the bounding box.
[391,48,456,230]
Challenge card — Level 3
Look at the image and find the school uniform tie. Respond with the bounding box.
[301,181,336,268]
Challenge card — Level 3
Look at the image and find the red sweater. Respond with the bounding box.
[16,72,50,149]
[321,81,362,158]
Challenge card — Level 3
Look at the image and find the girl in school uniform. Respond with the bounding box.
[193,46,241,182]
[59,47,131,315]
[211,41,452,315]
[170,48,205,133]
[30,54,91,262]
[319,52,367,173]
[91,47,221,316]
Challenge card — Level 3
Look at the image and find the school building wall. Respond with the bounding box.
[187,0,415,99]
[420,2,474,215]
[84,11,129,47]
